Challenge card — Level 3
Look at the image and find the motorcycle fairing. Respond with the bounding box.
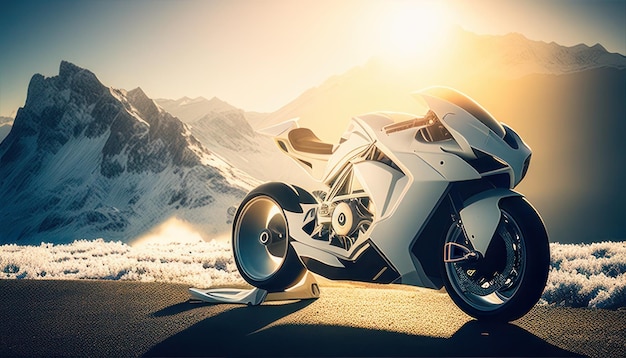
[320,123,373,183]
[284,150,451,288]
[291,241,344,268]
[415,89,531,186]
[300,239,401,283]
[352,160,405,219]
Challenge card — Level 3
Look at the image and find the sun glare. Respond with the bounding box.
[376,1,449,62]
[133,217,205,246]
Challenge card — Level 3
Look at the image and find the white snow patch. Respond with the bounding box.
[0,238,244,288]
[2,239,625,309]
[541,241,626,309]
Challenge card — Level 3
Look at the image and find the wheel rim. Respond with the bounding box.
[234,196,289,282]
[445,210,526,312]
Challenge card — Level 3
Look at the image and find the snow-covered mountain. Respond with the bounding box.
[0,116,13,125]
[155,96,268,127]
[155,96,238,124]
[155,97,319,188]
[0,61,257,245]
[0,116,12,143]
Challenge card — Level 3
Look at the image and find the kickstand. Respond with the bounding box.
[189,271,320,305]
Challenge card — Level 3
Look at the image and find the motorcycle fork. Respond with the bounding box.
[443,189,480,263]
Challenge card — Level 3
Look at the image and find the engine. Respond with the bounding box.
[312,197,373,250]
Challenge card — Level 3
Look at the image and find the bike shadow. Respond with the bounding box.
[151,299,208,317]
[144,300,581,357]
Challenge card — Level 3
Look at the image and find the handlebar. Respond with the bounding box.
[383,110,439,134]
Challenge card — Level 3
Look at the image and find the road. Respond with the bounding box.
[0,279,624,357]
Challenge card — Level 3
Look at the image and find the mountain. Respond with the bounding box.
[155,96,244,123]
[0,116,13,125]
[5,29,620,246]
[154,96,268,127]
[257,29,626,244]
[0,116,12,143]
[0,61,257,244]
[260,29,626,142]
[442,29,626,79]
[155,97,319,187]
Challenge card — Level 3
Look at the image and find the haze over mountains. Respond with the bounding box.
[0,29,624,245]
[0,116,12,143]
[154,97,318,187]
[263,29,626,141]
[155,96,253,124]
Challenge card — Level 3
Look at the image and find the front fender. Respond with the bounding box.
[459,189,522,255]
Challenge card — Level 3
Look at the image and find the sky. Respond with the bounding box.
[0,0,624,117]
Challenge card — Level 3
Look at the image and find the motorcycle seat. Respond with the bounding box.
[288,128,334,155]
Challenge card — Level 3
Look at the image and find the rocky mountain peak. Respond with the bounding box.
[126,87,160,119]
[0,61,255,244]
[24,61,106,120]
[59,60,83,78]
[590,43,607,52]
[207,96,234,110]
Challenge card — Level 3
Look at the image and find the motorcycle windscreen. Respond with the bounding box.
[415,86,506,138]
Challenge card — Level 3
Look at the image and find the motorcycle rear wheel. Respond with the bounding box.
[442,196,550,322]
[232,193,306,292]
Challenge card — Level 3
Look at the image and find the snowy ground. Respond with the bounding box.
[1,238,624,309]
[541,241,626,309]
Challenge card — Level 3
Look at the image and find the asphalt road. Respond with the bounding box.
[0,279,624,357]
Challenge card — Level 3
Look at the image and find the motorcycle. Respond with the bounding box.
[227,87,550,322]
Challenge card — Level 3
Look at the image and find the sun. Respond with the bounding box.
[376,1,450,61]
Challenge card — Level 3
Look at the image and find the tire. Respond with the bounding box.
[232,190,307,292]
[441,196,550,322]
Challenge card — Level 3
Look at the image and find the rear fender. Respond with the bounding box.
[459,189,521,255]
[246,182,316,214]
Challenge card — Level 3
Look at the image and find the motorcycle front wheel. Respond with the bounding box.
[442,196,550,322]
[232,193,306,292]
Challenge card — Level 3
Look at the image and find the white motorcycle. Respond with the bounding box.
[225,87,550,322]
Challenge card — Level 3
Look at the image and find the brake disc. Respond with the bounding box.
[453,222,518,296]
